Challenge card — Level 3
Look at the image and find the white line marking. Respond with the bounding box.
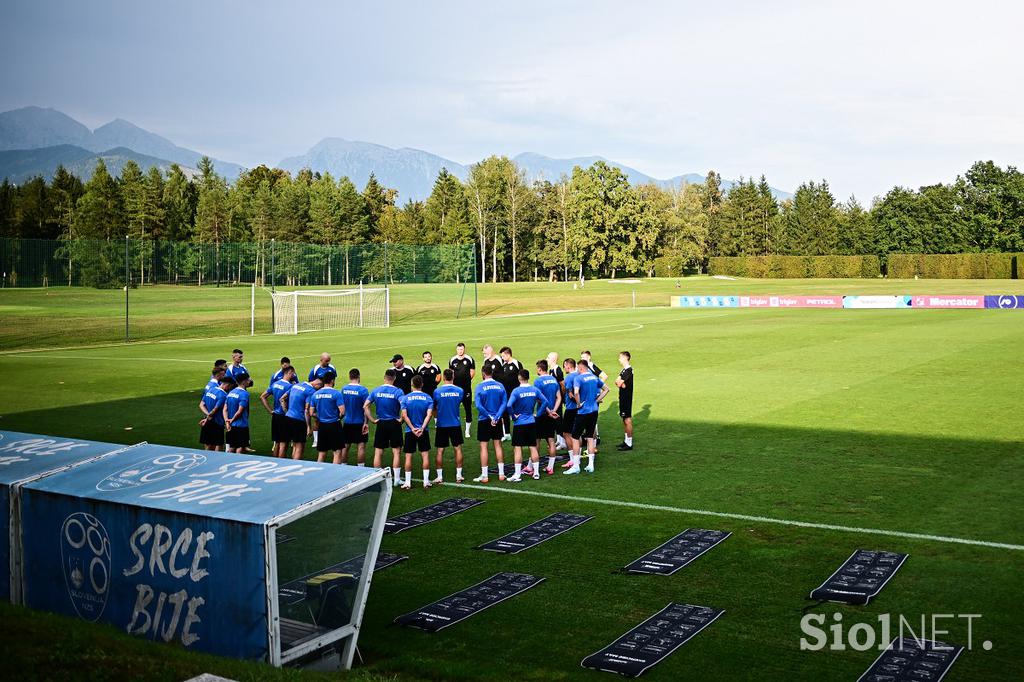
[437,482,1024,552]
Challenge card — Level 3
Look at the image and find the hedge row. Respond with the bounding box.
[708,255,881,278]
[886,253,1022,279]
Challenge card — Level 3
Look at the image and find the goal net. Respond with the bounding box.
[269,287,389,334]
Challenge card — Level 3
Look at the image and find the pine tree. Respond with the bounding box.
[76,159,124,240]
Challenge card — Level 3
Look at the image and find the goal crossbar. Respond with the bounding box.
[264,285,390,334]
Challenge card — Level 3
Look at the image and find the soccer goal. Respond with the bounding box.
[264,285,390,334]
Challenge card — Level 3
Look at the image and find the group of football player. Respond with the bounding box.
[198,344,634,490]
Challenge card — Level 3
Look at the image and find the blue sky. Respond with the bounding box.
[1,0,1021,201]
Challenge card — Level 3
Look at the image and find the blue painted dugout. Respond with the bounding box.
[18,440,391,668]
[0,430,138,603]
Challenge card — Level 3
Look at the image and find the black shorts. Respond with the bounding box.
[271,413,289,443]
[225,426,250,448]
[535,413,557,440]
[571,411,599,440]
[317,421,345,451]
[562,409,578,434]
[619,394,633,419]
[285,417,308,444]
[343,422,368,444]
[199,420,224,446]
[373,420,403,449]
[435,425,464,448]
[404,430,431,453]
[456,384,473,420]
[512,422,537,447]
[477,419,504,442]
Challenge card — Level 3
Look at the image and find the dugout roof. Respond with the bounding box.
[26,442,381,525]
[0,430,130,485]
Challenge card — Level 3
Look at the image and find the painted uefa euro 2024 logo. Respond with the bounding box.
[96,453,207,492]
[61,512,111,622]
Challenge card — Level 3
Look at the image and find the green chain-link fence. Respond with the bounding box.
[0,237,476,289]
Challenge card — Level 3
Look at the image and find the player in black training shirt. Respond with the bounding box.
[615,351,634,450]
[498,346,522,441]
[449,342,476,437]
[390,354,415,394]
[415,351,442,395]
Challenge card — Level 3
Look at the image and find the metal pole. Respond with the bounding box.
[632,289,636,309]
[359,281,364,328]
[251,283,256,336]
[385,287,390,328]
[271,238,276,293]
[293,292,298,335]
[473,243,478,317]
[124,236,130,342]
[383,242,389,285]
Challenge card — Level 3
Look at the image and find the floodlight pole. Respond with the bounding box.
[124,236,130,343]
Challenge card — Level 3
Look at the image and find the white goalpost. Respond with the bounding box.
[261,284,390,334]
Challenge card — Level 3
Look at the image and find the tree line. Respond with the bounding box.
[1,155,1021,281]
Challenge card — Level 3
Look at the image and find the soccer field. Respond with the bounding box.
[1,283,1023,680]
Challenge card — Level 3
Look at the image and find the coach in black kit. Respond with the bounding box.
[416,351,442,394]
[449,342,476,438]
[498,346,523,439]
[390,354,415,394]
[615,350,634,450]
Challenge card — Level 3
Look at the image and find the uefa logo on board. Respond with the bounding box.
[96,452,206,492]
[60,512,111,622]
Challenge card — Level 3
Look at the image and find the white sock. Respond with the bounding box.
[625,436,633,446]
[514,462,522,477]
[572,453,581,467]
[547,456,555,469]
[435,468,443,481]
[499,463,505,477]
[392,466,401,484]
[312,431,318,447]
[456,467,463,479]
[587,453,595,467]
[404,470,411,486]
[422,469,430,486]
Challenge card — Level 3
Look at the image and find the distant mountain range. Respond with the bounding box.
[0,106,791,200]
[0,106,240,179]
[0,145,197,184]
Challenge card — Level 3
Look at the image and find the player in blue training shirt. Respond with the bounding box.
[432,368,466,483]
[224,373,253,453]
[311,371,346,464]
[268,356,290,386]
[472,365,507,483]
[205,360,227,392]
[199,375,234,451]
[365,369,405,484]
[225,349,248,382]
[560,358,580,469]
[565,358,609,475]
[340,368,370,466]
[281,375,323,460]
[260,365,297,458]
[534,359,563,475]
[307,353,336,448]
[506,368,550,481]
[399,375,434,490]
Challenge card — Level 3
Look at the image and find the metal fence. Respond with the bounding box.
[0,237,477,289]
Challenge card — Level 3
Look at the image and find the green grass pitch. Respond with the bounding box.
[0,278,1022,681]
